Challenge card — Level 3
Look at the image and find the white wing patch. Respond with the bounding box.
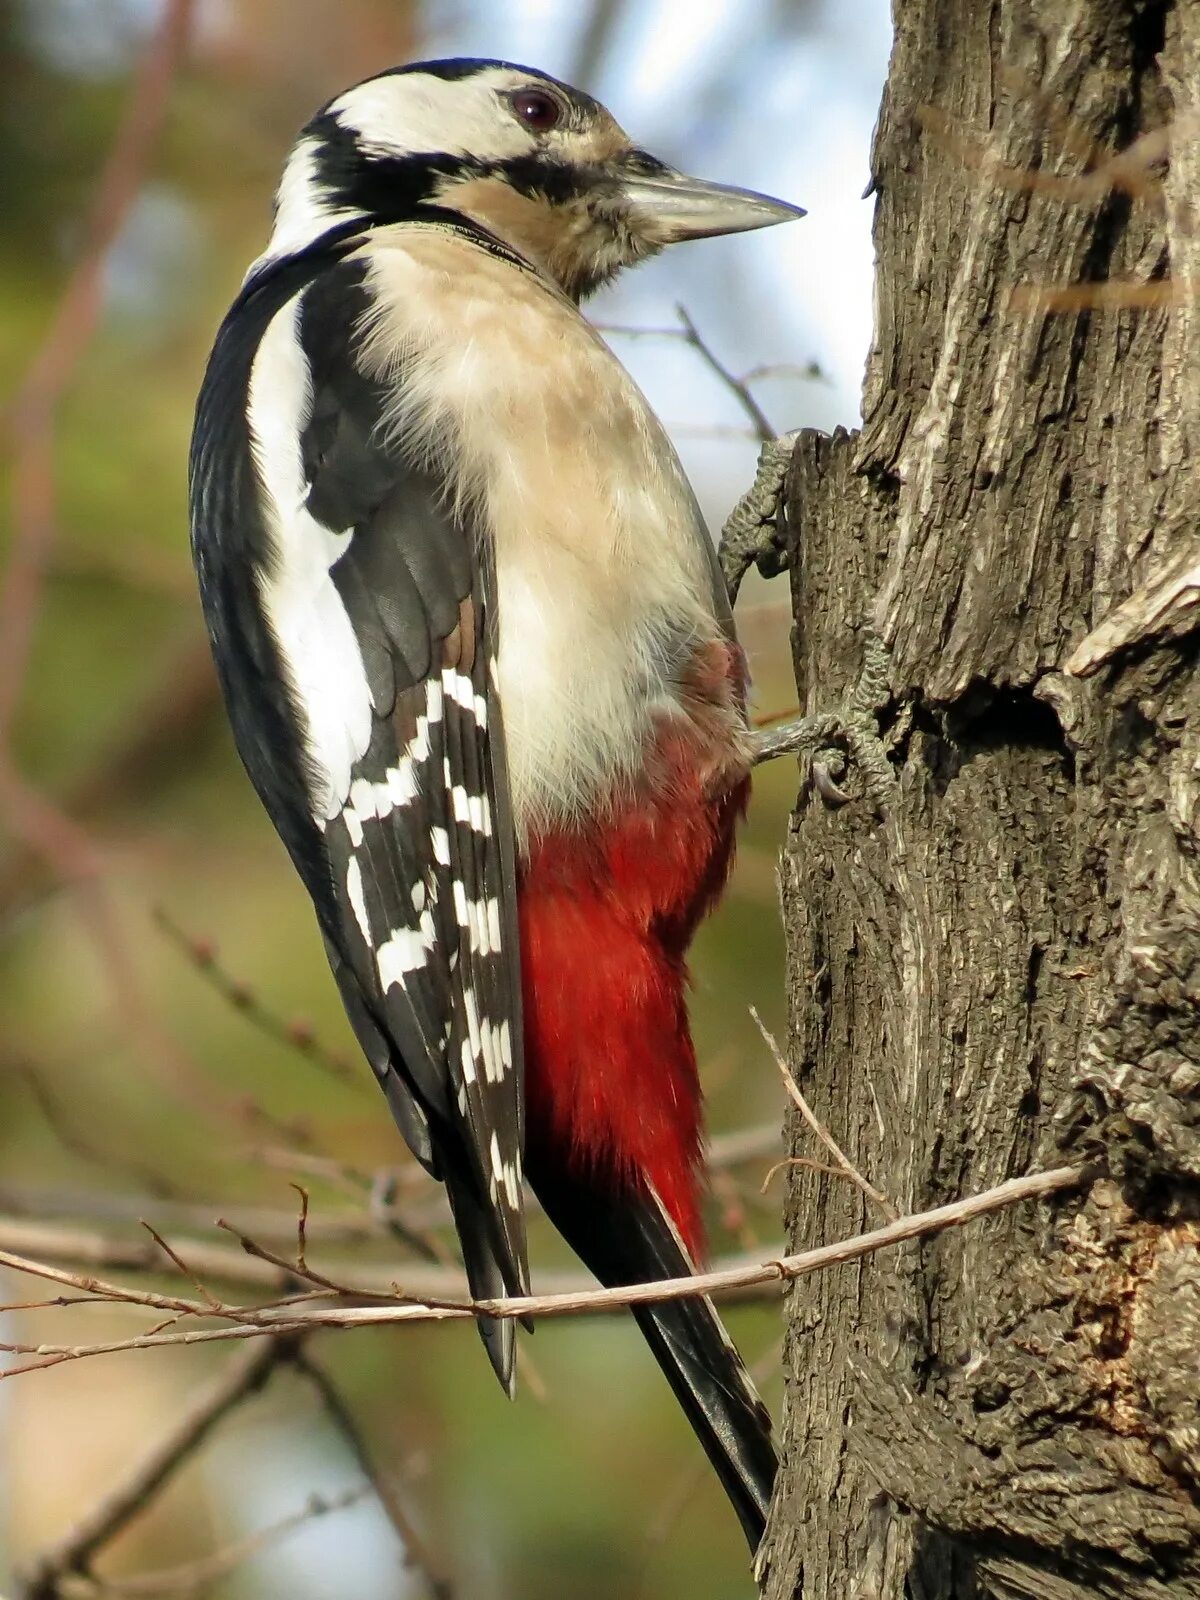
[376,912,438,986]
[246,294,373,822]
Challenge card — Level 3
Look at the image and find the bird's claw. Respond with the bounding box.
[719,431,800,604]
[750,631,899,817]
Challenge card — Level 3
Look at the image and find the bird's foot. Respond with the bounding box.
[719,432,799,604]
[751,631,901,817]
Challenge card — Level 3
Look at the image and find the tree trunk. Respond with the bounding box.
[755,3,1200,1597]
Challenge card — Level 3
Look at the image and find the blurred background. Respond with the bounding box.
[0,1,891,1595]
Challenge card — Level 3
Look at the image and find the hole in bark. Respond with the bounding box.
[1025,945,1044,1007]
[1017,1086,1040,1119]
[1130,1,1167,71]
[972,1380,1012,1414]
[947,686,1074,779]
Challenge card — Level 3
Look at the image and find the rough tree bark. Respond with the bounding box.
[754,3,1200,1597]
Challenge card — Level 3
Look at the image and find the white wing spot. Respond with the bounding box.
[481,1017,508,1084]
[450,785,490,835]
[460,1037,477,1084]
[345,854,371,942]
[376,910,437,987]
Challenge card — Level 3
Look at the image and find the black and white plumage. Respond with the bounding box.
[190,56,802,1543]
[192,234,529,1377]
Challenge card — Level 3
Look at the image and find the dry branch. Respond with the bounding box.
[750,1006,897,1220]
[153,909,363,1089]
[52,1486,371,1600]
[296,1352,453,1599]
[18,1337,292,1600]
[0,1166,1083,1376]
[0,1215,785,1306]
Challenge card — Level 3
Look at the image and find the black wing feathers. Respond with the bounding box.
[296,260,530,1328]
[191,245,529,1389]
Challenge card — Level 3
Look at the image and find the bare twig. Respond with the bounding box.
[0,1167,1083,1373]
[52,1486,370,1600]
[296,1351,453,1599]
[214,1214,367,1300]
[673,304,775,442]
[246,1145,450,1264]
[18,1337,293,1599]
[750,1006,898,1221]
[0,1215,724,1304]
[138,1223,223,1312]
[153,910,362,1089]
[9,1057,181,1199]
[594,308,778,441]
[760,1156,853,1191]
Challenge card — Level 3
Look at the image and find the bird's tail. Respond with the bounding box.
[530,1164,777,1554]
[443,1161,521,1397]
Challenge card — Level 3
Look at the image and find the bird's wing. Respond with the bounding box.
[191,248,528,1355]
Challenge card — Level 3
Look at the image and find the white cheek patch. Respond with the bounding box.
[247,295,373,821]
[331,68,537,164]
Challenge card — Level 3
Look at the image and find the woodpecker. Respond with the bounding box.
[189,58,803,1552]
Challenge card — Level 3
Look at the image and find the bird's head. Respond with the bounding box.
[267,58,804,299]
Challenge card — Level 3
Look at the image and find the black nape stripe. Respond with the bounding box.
[306,113,472,220]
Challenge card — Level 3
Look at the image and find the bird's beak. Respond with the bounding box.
[617,166,806,243]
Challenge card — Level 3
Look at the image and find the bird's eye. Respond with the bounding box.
[510,89,562,132]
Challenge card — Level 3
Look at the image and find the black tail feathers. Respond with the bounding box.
[443,1162,521,1396]
[529,1163,778,1554]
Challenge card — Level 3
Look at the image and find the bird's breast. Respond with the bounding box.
[358,225,745,844]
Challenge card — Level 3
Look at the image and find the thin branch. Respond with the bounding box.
[53,1487,370,1600]
[594,308,778,441]
[18,1337,293,1598]
[10,1057,181,1199]
[0,1167,1084,1373]
[673,304,776,442]
[296,1352,453,1599]
[246,1145,450,1264]
[153,910,363,1089]
[214,1214,368,1300]
[750,1006,898,1221]
[0,1215,739,1304]
[138,1223,224,1312]
[0,1246,229,1320]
